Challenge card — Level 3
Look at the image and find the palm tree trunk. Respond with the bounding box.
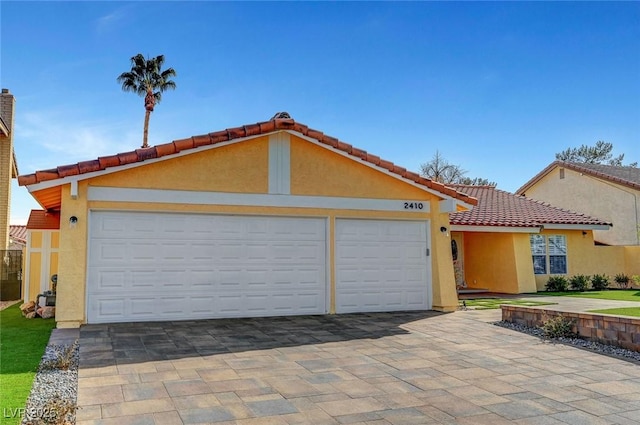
[142,109,151,148]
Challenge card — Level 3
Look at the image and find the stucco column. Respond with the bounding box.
[430,203,458,312]
[513,234,537,293]
[56,183,88,328]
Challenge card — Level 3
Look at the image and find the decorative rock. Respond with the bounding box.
[20,301,36,315]
[25,311,36,319]
[495,321,640,362]
[39,307,55,319]
[22,341,79,425]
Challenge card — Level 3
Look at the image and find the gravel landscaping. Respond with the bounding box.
[22,341,79,425]
[495,320,640,363]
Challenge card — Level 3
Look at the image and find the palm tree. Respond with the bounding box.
[117,54,176,148]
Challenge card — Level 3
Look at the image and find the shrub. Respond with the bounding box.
[614,273,631,289]
[540,314,576,339]
[569,274,589,292]
[545,276,569,292]
[591,274,610,291]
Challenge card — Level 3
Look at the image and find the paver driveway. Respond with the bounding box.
[76,309,640,425]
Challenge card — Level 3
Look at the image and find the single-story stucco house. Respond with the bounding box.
[18,113,477,328]
[449,185,639,293]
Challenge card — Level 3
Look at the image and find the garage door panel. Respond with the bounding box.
[88,212,327,323]
[337,242,424,263]
[336,219,430,314]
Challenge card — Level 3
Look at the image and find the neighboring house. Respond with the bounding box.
[18,113,477,328]
[1,89,18,249]
[8,225,26,250]
[517,161,640,246]
[448,185,625,293]
[23,211,60,304]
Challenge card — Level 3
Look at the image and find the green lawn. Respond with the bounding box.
[461,298,557,310]
[536,290,640,302]
[589,307,640,317]
[0,304,55,425]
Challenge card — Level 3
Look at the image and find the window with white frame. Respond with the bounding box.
[529,234,567,274]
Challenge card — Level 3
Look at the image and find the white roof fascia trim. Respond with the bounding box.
[288,130,476,209]
[87,186,433,213]
[450,225,541,233]
[24,132,277,193]
[541,223,611,231]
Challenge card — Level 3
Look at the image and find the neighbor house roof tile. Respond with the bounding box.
[9,225,27,244]
[17,115,477,206]
[449,185,610,228]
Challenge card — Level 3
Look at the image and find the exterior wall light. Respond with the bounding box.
[69,216,78,228]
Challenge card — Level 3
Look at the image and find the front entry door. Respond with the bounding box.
[451,232,465,288]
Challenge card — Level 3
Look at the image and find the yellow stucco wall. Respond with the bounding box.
[457,232,536,294]
[290,138,428,199]
[52,132,458,327]
[23,230,60,303]
[90,137,270,193]
[624,247,640,277]
[522,167,640,246]
[455,228,633,293]
[27,252,41,301]
[532,230,633,291]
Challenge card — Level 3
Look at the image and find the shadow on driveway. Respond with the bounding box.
[79,311,448,367]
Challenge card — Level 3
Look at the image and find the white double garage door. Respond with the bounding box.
[87,211,431,323]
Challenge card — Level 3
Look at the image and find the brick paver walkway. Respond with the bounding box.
[74,304,640,424]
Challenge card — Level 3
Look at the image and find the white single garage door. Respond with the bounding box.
[87,211,327,323]
[335,219,430,313]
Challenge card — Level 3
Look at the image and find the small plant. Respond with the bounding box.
[633,275,640,288]
[545,275,569,292]
[590,274,610,291]
[540,314,576,339]
[569,274,590,292]
[24,397,78,425]
[614,273,631,289]
[39,343,76,371]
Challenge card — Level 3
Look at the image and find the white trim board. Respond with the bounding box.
[87,187,433,213]
[450,225,541,233]
[541,223,611,231]
[268,132,291,194]
[450,223,610,233]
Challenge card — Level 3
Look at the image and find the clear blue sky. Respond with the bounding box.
[2,1,639,224]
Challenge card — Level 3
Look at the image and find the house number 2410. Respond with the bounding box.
[403,202,424,210]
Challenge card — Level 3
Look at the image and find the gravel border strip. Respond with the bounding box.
[21,341,79,425]
[495,320,640,363]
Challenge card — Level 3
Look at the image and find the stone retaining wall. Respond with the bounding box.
[501,305,640,352]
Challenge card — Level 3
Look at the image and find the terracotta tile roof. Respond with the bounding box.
[449,185,611,228]
[517,161,640,194]
[9,225,27,243]
[17,114,477,206]
[26,210,60,230]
